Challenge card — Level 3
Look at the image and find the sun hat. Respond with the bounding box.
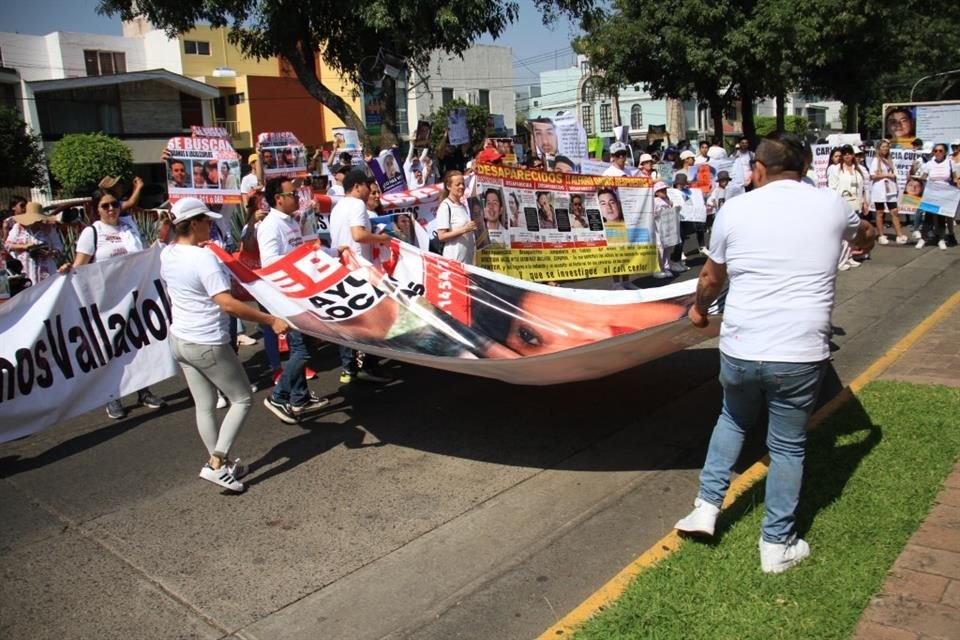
[679,150,696,160]
[170,197,222,224]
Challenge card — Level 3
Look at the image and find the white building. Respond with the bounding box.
[755,94,843,133]
[406,45,515,136]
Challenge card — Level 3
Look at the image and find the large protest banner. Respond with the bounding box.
[165,136,242,204]
[257,131,308,179]
[0,249,178,443]
[469,164,658,282]
[883,101,960,148]
[209,240,714,386]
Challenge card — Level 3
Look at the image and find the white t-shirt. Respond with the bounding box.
[924,158,954,183]
[240,172,259,194]
[602,164,630,177]
[329,196,373,262]
[709,180,861,363]
[327,184,345,197]
[257,208,303,267]
[869,157,898,203]
[160,244,232,345]
[75,219,144,262]
[435,199,476,264]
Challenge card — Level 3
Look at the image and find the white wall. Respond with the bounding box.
[408,45,515,136]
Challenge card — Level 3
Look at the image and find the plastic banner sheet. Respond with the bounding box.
[0,248,179,442]
[209,240,715,386]
[165,136,242,204]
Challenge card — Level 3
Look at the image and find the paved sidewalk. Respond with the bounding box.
[854,313,960,640]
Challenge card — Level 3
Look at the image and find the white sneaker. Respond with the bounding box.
[699,247,711,257]
[759,535,810,573]
[674,497,720,536]
[877,235,889,245]
[216,392,228,409]
[652,270,672,279]
[938,239,947,250]
[669,260,690,273]
[838,261,850,271]
[896,235,908,244]
[846,258,861,268]
[199,464,244,492]
[912,230,922,240]
[916,238,926,249]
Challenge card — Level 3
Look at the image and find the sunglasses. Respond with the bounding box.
[277,191,300,199]
[100,202,119,210]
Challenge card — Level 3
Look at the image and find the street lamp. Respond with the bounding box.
[909,68,960,101]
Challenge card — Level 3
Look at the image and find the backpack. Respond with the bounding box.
[429,201,451,254]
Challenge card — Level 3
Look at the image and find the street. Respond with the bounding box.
[2,243,958,640]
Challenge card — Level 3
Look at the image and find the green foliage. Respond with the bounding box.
[754,115,809,138]
[0,107,48,188]
[48,133,133,197]
[422,99,490,152]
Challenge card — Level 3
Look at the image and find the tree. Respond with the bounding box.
[0,107,48,188]
[424,99,490,152]
[97,0,524,147]
[754,116,809,139]
[49,133,133,197]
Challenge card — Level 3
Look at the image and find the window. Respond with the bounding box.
[442,87,454,106]
[581,104,593,135]
[478,89,489,109]
[180,93,204,128]
[599,103,613,132]
[227,92,245,106]
[581,79,596,104]
[630,104,643,130]
[725,104,739,121]
[83,50,126,77]
[184,40,211,56]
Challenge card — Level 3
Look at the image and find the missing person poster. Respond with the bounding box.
[165,136,242,204]
[257,131,308,179]
[448,108,470,146]
[471,164,658,282]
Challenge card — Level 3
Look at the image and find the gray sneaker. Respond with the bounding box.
[105,400,126,420]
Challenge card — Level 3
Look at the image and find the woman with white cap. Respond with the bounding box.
[161,197,290,492]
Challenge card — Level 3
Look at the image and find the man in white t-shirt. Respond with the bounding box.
[675,132,876,574]
[602,142,632,177]
[258,176,329,423]
[329,169,392,384]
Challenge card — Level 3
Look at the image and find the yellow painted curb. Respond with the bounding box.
[536,289,960,639]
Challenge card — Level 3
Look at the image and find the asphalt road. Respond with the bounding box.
[1,241,958,640]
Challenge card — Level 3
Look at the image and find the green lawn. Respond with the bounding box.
[572,381,960,640]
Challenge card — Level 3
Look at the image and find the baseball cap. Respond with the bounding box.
[638,153,653,164]
[679,150,696,160]
[170,197,222,224]
[610,142,628,155]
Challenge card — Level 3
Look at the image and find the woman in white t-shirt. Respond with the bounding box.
[435,170,477,264]
[160,197,289,493]
[61,189,165,420]
[917,143,957,250]
[870,139,907,245]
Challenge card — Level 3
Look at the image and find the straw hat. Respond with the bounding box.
[12,202,54,226]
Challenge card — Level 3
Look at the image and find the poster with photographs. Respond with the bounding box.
[448,108,470,146]
[257,131,308,179]
[413,120,432,147]
[374,149,407,194]
[165,136,242,204]
[491,138,518,166]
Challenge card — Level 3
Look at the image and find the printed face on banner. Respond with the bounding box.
[597,188,623,222]
[885,106,916,146]
[529,119,559,157]
[333,128,361,150]
[414,120,432,147]
[165,136,242,204]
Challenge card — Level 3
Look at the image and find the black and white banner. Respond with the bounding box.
[0,248,178,443]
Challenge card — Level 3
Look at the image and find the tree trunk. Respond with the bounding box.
[844,101,859,133]
[379,74,399,149]
[709,97,724,141]
[739,82,756,145]
[282,45,369,146]
[775,93,786,132]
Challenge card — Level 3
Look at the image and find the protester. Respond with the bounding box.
[603,143,632,176]
[652,181,676,279]
[435,170,477,264]
[675,132,876,573]
[869,139,908,244]
[61,189,167,419]
[4,202,63,287]
[732,137,754,189]
[825,147,842,183]
[258,176,330,423]
[328,165,350,196]
[667,174,693,273]
[236,195,280,383]
[707,171,734,215]
[917,143,956,250]
[159,197,289,492]
[635,153,658,179]
[329,170,393,384]
[829,145,866,217]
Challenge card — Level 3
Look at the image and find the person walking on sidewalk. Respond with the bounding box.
[161,198,291,492]
[675,133,876,573]
[257,177,330,424]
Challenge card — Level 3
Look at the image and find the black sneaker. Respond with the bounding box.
[292,391,330,415]
[263,397,300,424]
[105,399,126,420]
[138,390,167,409]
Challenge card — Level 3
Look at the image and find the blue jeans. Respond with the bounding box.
[340,345,357,374]
[272,329,308,405]
[698,353,826,543]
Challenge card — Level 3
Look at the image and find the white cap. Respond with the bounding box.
[170,197,222,224]
[706,146,728,160]
[952,139,960,146]
[653,181,667,192]
[609,142,628,155]
[638,153,653,164]
[679,150,696,160]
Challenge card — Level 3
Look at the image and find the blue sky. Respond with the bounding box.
[3,0,581,89]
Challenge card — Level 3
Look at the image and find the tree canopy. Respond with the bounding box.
[49,133,133,197]
[0,107,48,189]
[97,0,526,146]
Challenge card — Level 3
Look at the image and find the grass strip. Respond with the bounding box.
[571,380,960,640]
